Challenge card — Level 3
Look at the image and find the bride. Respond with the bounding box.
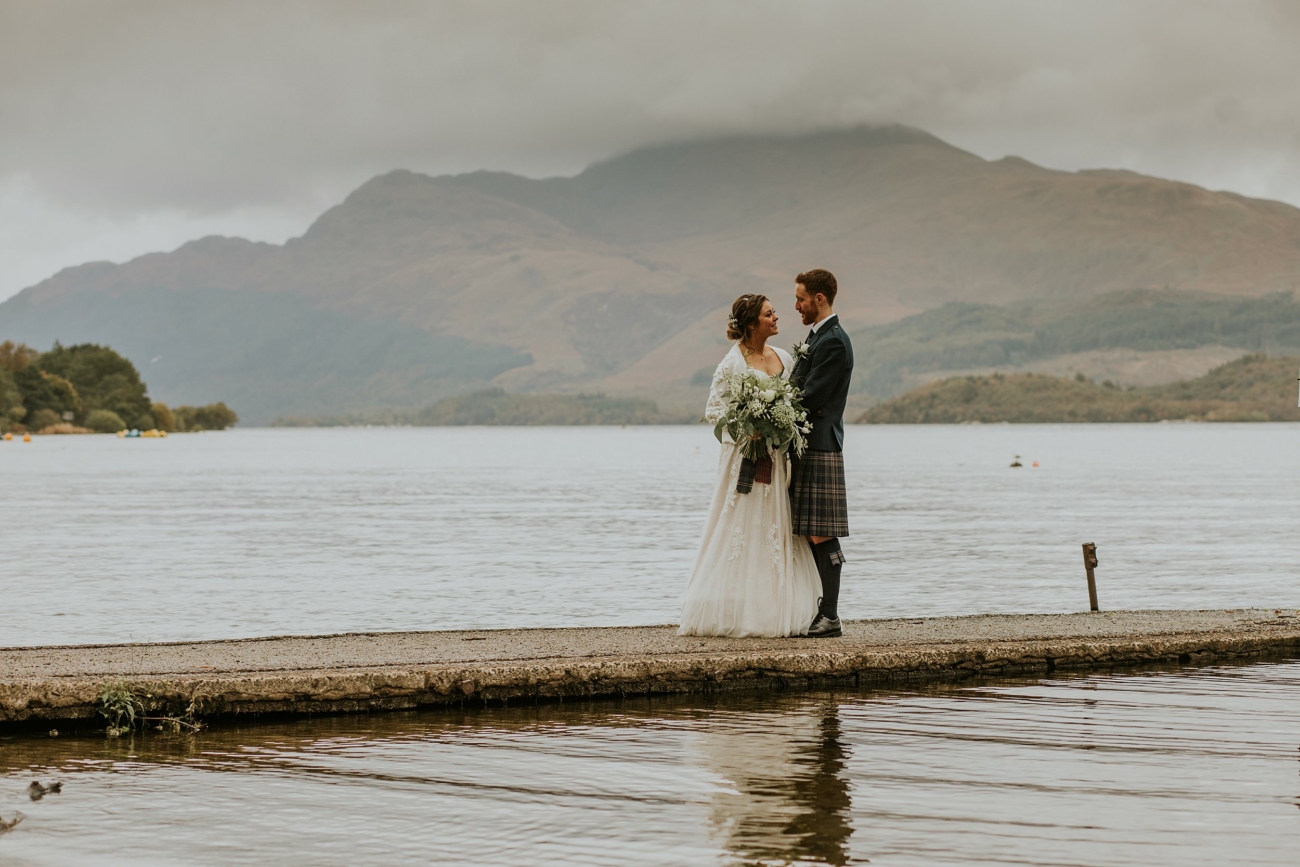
[678,294,822,638]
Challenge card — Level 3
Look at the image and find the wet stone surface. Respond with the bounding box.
[2,609,1298,727]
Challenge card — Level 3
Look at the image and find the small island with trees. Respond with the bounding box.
[1,340,237,435]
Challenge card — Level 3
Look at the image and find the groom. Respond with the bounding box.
[790,269,854,638]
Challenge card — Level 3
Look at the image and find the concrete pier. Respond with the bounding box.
[2,609,1297,728]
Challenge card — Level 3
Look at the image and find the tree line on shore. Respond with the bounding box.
[860,354,1300,423]
[846,289,1300,401]
[1,341,237,434]
[272,354,1300,428]
[272,389,684,427]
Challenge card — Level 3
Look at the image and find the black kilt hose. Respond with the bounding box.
[789,450,849,537]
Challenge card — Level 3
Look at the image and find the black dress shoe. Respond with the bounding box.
[803,614,842,638]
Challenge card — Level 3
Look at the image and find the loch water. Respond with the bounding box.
[2,424,1298,645]
[2,424,1298,865]
[1,662,1298,866]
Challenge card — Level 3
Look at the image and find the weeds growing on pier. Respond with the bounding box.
[98,682,205,737]
[98,682,140,736]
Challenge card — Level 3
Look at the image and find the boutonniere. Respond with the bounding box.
[791,341,810,362]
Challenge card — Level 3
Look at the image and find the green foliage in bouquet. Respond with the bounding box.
[711,371,811,461]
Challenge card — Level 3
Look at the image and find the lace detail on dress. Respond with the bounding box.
[727,525,746,562]
[724,451,740,512]
[703,349,740,428]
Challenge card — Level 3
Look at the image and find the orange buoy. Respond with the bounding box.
[1032,460,1039,468]
[22,433,32,442]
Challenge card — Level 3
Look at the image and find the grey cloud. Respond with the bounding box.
[1,0,1299,295]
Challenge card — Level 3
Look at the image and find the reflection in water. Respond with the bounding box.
[2,662,1299,866]
[697,700,852,865]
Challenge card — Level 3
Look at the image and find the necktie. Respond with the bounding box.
[806,329,816,343]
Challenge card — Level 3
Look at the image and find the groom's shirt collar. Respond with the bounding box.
[809,313,838,335]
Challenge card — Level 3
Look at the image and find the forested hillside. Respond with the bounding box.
[849,290,1300,399]
[860,354,1300,423]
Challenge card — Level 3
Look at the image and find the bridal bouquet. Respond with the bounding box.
[712,371,811,462]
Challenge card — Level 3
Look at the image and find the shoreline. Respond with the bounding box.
[3,609,1298,732]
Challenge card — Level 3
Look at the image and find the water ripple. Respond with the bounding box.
[1,661,1298,865]
[3,425,1299,646]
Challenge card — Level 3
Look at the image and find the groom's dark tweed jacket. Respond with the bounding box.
[791,315,855,452]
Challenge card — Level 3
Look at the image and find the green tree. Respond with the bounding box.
[13,366,81,420]
[174,402,239,431]
[85,409,127,433]
[0,341,38,432]
[152,402,177,432]
[27,408,62,431]
[0,341,39,373]
[36,343,151,427]
[0,369,21,433]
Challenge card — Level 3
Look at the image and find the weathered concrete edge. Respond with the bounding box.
[4,629,1297,728]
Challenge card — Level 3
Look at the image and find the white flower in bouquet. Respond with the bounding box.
[710,370,810,461]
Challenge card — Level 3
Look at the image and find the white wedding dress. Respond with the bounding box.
[678,344,822,637]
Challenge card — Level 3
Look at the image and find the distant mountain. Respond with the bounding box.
[4,124,1300,423]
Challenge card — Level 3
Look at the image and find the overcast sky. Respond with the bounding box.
[2,0,1298,300]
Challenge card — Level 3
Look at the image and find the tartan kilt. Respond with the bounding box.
[789,449,849,537]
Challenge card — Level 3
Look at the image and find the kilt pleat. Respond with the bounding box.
[789,450,849,537]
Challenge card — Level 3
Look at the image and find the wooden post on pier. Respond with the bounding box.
[1082,543,1099,612]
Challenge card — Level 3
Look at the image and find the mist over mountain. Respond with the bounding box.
[4,124,1300,424]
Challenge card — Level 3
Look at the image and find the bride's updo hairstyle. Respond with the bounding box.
[726,294,768,342]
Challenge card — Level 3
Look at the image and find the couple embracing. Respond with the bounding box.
[680,269,853,639]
